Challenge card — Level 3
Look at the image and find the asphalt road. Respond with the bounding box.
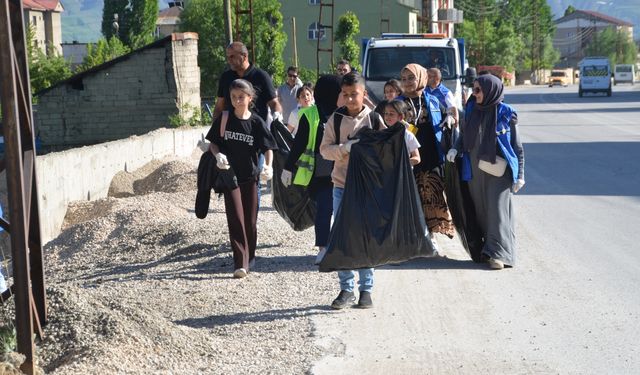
[311,84,640,375]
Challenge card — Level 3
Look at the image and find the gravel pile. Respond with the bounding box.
[2,154,339,374]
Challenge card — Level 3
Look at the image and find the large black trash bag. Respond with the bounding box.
[442,124,484,262]
[319,125,435,272]
[270,119,317,231]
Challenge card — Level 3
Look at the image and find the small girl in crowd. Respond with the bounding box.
[287,84,314,135]
[381,99,421,166]
[375,79,403,116]
[383,79,403,100]
[206,79,278,279]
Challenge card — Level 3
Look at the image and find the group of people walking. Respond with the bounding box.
[203,41,525,309]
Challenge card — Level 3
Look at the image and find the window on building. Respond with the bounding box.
[309,0,321,4]
[32,15,37,26]
[308,22,326,40]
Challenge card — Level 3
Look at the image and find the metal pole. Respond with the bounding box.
[223,0,232,45]
[0,0,35,373]
[292,17,298,67]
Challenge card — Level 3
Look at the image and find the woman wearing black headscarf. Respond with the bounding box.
[446,74,525,269]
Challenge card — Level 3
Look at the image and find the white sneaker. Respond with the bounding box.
[487,258,504,270]
[428,232,440,255]
[233,268,247,278]
[315,247,327,265]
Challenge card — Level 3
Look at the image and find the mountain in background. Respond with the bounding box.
[547,0,640,40]
[61,0,171,43]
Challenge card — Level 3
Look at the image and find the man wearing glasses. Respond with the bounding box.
[277,66,303,126]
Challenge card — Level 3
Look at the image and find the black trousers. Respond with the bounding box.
[223,178,258,270]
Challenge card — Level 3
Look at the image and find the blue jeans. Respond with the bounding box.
[333,187,374,293]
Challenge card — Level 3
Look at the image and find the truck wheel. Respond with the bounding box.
[607,88,612,97]
[579,88,583,97]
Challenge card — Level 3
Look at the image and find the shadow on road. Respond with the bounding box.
[174,304,333,328]
[378,256,486,270]
[520,142,640,196]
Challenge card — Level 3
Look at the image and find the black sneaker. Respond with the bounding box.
[331,290,356,310]
[357,291,373,309]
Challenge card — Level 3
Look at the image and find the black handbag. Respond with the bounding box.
[313,152,333,177]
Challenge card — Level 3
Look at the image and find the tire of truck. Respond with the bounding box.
[579,88,583,97]
[607,88,612,97]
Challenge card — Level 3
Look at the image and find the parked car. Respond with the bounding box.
[548,70,569,87]
[614,64,635,85]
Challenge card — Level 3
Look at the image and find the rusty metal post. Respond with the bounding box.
[0,0,48,373]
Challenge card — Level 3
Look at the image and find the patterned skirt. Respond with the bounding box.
[415,170,455,238]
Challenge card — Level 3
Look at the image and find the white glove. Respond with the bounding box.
[446,149,458,163]
[344,138,360,153]
[512,178,525,193]
[215,152,230,170]
[281,169,292,187]
[260,164,273,181]
[273,111,284,123]
[198,140,209,152]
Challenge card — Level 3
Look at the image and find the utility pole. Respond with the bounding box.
[223,0,232,45]
[291,17,298,67]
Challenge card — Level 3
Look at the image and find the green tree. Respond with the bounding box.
[79,36,131,71]
[335,11,361,72]
[127,0,159,48]
[564,5,576,17]
[26,26,72,95]
[585,26,638,65]
[101,0,158,49]
[179,0,286,97]
[456,0,559,71]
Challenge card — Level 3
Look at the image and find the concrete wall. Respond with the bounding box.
[36,33,200,151]
[35,126,208,244]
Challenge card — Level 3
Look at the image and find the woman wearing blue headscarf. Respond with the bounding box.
[447,74,525,269]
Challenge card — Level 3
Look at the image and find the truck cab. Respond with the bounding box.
[578,57,612,97]
[361,33,467,110]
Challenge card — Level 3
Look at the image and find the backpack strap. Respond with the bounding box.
[368,111,382,131]
[220,110,229,138]
[333,111,343,145]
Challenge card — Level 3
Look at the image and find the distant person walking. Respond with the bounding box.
[426,68,458,126]
[277,66,303,126]
[446,74,525,269]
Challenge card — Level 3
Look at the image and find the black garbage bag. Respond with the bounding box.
[319,125,435,272]
[442,124,484,262]
[270,119,317,231]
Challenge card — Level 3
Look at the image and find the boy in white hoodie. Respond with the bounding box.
[320,73,385,309]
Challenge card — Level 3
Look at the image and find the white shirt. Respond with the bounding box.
[404,128,420,155]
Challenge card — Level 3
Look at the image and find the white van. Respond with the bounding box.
[579,57,612,97]
[614,64,635,85]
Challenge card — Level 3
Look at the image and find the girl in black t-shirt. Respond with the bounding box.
[206,79,278,278]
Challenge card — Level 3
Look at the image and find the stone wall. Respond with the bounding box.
[35,33,200,151]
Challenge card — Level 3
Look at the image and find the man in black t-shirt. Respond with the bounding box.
[213,42,283,123]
